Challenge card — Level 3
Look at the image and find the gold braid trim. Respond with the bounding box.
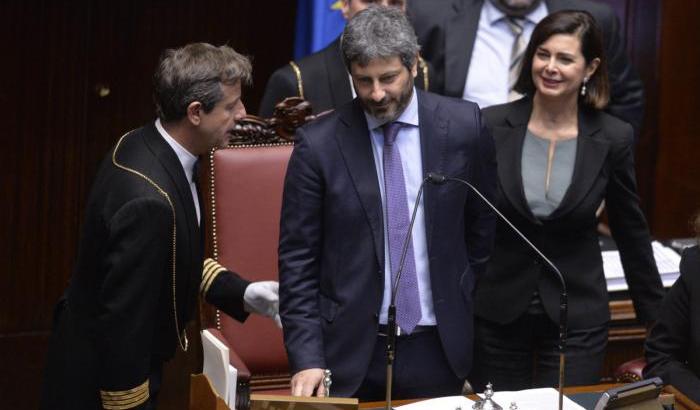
[289,61,304,99]
[418,56,429,91]
[112,132,188,352]
[100,380,149,409]
[201,258,226,295]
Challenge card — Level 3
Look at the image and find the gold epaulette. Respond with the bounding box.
[100,379,149,409]
[418,55,430,91]
[201,258,226,295]
[288,61,304,99]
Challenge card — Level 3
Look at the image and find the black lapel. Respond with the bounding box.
[496,99,541,224]
[140,123,203,314]
[547,108,609,219]
[324,38,353,109]
[143,126,200,238]
[416,90,448,253]
[335,101,385,270]
[445,0,483,97]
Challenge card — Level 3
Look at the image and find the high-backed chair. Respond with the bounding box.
[201,99,321,407]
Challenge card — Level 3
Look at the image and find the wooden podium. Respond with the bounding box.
[190,374,359,410]
[190,374,229,410]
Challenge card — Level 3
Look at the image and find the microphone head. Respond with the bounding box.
[427,172,447,184]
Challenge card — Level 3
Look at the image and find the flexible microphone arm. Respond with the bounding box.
[426,172,568,410]
[385,176,430,410]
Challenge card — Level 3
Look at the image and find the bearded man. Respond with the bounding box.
[278,5,497,401]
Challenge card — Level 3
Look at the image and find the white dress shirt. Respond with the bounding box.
[155,119,201,225]
[463,0,548,108]
[364,89,436,326]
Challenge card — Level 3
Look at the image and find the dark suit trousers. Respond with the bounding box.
[353,328,463,401]
[469,308,608,392]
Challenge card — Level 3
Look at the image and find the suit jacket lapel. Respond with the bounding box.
[548,108,609,219]
[146,126,204,311]
[445,0,483,97]
[496,98,541,224]
[335,101,385,270]
[144,126,200,237]
[417,90,447,253]
[325,39,353,110]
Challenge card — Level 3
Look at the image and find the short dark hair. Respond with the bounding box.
[514,10,609,109]
[341,5,420,71]
[153,43,252,122]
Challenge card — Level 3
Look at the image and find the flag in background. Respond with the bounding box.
[294,0,346,60]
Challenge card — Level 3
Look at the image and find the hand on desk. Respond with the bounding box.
[291,368,327,397]
[244,281,282,328]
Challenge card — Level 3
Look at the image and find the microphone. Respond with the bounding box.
[426,172,568,410]
[385,176,430,410]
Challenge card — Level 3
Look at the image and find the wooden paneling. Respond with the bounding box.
[653,1,700,238]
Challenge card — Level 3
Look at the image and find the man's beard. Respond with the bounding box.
[489,0,541,17]
[362,78,414,122]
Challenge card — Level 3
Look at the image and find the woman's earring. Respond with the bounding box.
[580,77,589,97]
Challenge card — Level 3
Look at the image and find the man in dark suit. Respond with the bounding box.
[645,243,700,402]
[41,43,280,410]
[408,0,645,132]
[258,0,433,117]
[279,6,497,400]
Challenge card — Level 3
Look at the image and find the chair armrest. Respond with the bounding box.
[614,357,647,383]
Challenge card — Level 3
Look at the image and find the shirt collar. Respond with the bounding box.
[364,86,419,132]
[155,118,198,183]
[485,0,548,26]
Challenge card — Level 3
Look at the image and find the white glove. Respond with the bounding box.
[243,281,281,328]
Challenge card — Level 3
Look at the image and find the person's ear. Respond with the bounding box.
[340,0,352,20]
[586,57,601,79]
[186,101,202,126]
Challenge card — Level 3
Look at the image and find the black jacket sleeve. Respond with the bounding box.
[644,247,700,402]
[201,258,251,322]
[97,197,171,409]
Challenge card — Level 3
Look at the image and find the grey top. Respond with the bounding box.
[522,129,577,217]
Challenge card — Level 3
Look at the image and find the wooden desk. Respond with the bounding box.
[359,383,698,410]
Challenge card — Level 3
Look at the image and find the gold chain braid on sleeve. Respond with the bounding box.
[100,379,149,409]
[289,61,304,99]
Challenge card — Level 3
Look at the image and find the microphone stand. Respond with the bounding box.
[426,173,568,410]
[385,177,429,410]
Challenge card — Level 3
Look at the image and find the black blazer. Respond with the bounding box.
[258,38,434,117]
[408,0,645,132]
[645,246,700,402]
[478,98,663,329]
[279,90,497,396]
[41,123,250,409]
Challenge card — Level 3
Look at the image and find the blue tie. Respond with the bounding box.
[382,122,422,334]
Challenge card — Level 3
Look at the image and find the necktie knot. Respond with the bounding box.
[383,122,403,146]
[505,17,524,36]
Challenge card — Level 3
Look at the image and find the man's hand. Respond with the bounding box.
[243,281,281,327]
[291,368,326,397]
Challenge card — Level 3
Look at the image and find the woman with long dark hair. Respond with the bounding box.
[470,10,664,390]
